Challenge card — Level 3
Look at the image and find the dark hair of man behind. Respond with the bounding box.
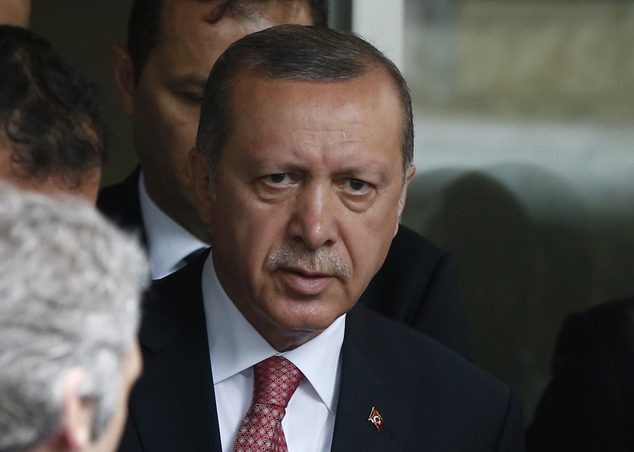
[0,25,107,187]
[196,24,414,188]
[127,0,329,84]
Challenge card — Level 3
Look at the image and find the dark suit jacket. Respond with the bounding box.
[98,170,472,359]
[119,251,524,452]
[526,298,634,452]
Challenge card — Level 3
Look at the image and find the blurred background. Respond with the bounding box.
[30,0,634,421]
[399,0,634,420]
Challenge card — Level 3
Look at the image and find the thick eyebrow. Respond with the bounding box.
[338,164,386,177]
[248,159,390,184]
[336,165,394,188]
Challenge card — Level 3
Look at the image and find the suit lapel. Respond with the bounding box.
[127,251,222,452]
[330,305,413,452]
[124,256,424,452]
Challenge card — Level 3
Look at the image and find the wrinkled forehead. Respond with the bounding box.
[226,69,403,142]
[152,0,313,82]
[160,0,313,40]
[219,68,406,170]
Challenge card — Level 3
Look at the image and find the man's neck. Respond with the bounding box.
[138,173,209,279]
[142,172,213,244]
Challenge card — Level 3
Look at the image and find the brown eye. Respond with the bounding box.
[266,173,291,184]
[344,178,370,193]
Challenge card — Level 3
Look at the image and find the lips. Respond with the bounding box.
[277,267,335,296]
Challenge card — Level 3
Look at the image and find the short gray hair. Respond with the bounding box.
[0,185,149,452]
[196,24,414,194]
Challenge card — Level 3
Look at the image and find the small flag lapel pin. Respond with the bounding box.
[368,407,384,432]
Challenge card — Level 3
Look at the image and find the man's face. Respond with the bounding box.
[193,71,415,351]
[116,0,312,238]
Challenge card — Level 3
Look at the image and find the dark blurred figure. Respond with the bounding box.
[0,25,107,202]
[99,0,317,278]
[527,297,634,452]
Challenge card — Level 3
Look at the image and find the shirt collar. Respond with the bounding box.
[202,253,345,413]
[138,171,208,279]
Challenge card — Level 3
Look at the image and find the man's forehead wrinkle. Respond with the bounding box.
[165,0,307,26]
[270,125,366,154]
[164,3,212,39]
[163,2,281,51]
[161,0,311,62]
[280,117,369,141]
[163,0,230,39]
[158,3,227,80]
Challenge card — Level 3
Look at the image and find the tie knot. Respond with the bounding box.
[252,356,304,408]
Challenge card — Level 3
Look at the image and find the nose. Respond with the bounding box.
[288,181,337,250]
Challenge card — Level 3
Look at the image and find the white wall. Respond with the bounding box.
[352,0,405,70]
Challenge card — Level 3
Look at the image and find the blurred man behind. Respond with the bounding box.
[100,0,317,278]
[0,25,108,202]
[527,297,634,452]
[0,185,149,452]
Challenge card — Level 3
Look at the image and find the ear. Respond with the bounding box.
[188,147,214,226]
[54,368,93,452]
[111,43,136,117]
[9,152,33,179]
[394,164,417,237]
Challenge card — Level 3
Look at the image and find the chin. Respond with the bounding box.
[273,301,347,332]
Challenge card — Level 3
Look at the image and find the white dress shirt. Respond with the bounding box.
[202,254,345,452]
[138,172,208,279]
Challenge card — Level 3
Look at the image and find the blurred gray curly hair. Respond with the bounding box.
[0,185,149,452]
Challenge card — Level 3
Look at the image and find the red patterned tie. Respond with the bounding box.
[233,356,304,452]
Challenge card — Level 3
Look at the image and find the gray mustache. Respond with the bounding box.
[265,244,352,280]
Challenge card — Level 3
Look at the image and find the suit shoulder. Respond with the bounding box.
[97,175,134,211]
[146,250,209,306]
[526,298,634,451]
[137,252,209,353]
[348,305,512,398]
[391,225,446,263]
[343,305,524,451]
[581,297,634,330]
[97,169,144,232]
[376,225,460,308]
[556,297,634,354]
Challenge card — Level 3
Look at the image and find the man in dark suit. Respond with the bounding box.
[97,0,471,359]
[526,297,634,452]
[118,25,523,452]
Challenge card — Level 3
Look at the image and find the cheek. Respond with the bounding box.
[135,104,200,186]
[135,88,200,152]
[211,200,291,309]
[344,203,400,277]
[153,105,198,152]
[213,191,290,266]
[237,206,289,263]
